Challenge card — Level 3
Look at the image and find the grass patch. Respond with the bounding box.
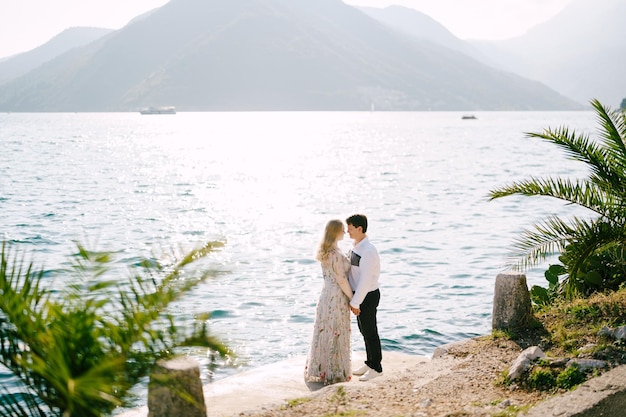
[491,329,516,340]
[321,411,366,417]
[282,397,311,409]
[527,367,556,391]
[494,370,511,387]
[319,386,368,417]
[491,288,626,393]
[555,365,585,389]
[533,289,626,360]
[492,404,532,417]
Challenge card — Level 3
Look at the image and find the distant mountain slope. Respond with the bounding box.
[0,27,112,86]
[0,0,581,111]
[356,6,484,61]
[470,0,626,107]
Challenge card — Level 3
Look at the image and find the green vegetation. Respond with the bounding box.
[523,363,585,391]
[496,288,626,393]
[526,366,556,390]
[0,240,228,417]
[492,404,532,417]
[329,386,348,413]
[489,98,626,300]
[321,411,364,417]
[487,98,626,397]
[317,386,366,417]
[283,397,311,409]
[555,364,586,389]
[535,289,626,357]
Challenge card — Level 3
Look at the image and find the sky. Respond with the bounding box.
[0,0,572,59]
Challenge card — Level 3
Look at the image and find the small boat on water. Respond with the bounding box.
[461,114,477,120]
[140,106,176,115]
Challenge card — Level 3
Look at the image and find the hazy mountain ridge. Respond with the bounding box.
[360,0,625,108]
[0,0,581,111]
[356,6,484,62]
[0,27,113,86]
[476,0,626,107]
[467,0,624,107]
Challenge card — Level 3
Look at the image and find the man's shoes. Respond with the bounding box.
[352,364,371,376]
[358,369,382,381]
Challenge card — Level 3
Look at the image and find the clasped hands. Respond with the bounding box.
[350,305,361,316]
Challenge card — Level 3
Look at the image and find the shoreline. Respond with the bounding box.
[115,336,626,416]
[116,349,458,417]
[234,337,547,417]
[117,335,525,417]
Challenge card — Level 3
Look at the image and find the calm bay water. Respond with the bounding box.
[1,110,596,408]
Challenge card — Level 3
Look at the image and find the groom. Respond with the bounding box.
[346,214,383,381]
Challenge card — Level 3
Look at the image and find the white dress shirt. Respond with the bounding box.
[348,236,380,309]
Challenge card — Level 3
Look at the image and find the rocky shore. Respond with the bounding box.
[238,337,550,417]
[119,335,626,417]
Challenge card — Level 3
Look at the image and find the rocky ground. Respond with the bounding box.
[239,337,553,417]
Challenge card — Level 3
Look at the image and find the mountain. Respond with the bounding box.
[0,27,113,86]
[356,6,485,62]
[470,0,626,107]
[0,0,581,112]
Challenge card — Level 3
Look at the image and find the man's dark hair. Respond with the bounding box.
[346,214,368,233]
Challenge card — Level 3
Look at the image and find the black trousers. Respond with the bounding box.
[357,289,382,372]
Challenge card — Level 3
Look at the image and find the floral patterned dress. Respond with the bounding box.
[304,248,352,384]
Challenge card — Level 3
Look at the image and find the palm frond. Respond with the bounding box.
[506,215,576,271]
[590,99,626,196]
[0,240,227,417]
[523,101,626,198]
[563,217,626,269]
[0,387,48,417]
[527,127,623,191]
[489,176,614,216]
[591,99,626,162]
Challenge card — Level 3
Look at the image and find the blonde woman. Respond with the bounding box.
[304,219,353,384]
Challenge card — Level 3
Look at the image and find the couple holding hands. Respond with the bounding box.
[304,214,383,384]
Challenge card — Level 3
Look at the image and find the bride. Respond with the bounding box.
[304,219,353,384]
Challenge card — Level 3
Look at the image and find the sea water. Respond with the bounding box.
[0,110,596,407]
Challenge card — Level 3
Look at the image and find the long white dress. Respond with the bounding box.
[304,248,353,384]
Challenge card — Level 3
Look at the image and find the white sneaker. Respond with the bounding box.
[359,369,382,381]
[353,364,371,376]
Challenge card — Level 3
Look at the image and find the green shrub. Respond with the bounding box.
[556,365,586,389]
[527,367,556,390]
[0,241,228,417]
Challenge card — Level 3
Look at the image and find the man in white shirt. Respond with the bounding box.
[346,214,382,381]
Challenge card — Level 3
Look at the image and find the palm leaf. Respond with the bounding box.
[0,240,228,417]
[527,127,621,192]
[489,99,626,298]
[0,386,48,417]
[489,176,611,216]
[507,215,576,271]
[591,99,626,166]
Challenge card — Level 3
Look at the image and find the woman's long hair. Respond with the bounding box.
[316,219,343,263]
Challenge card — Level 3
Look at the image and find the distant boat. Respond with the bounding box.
[461,114,477,120]
[140,106,176,115]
